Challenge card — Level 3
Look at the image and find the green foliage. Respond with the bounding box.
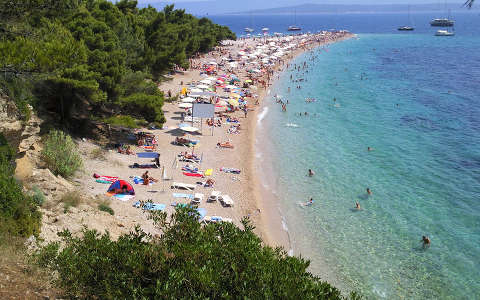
[41,130,82,178]
[37,207,359,299]
[103,115,144,129]
[98,203,114,215]
[31,186,45,206]
[0,0,235,129]
[0,134,41,237]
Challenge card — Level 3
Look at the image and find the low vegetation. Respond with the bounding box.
[36,207,361,299]
[103,115,145,129]
[98,203,114,215]
[60,191,83,213]
[41,129,82,178]
[0,134,41,237]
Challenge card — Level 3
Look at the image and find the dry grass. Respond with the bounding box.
[60,191,84,213]
[89,147,107,161]
[0,235,62,299]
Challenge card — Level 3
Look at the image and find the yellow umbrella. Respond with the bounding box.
[245,79,252,83]
[228,99,239,107]
[230,93,241,99]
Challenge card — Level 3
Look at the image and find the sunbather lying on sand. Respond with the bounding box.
[217,141,234,148]
[118,145,135,155]
[205,178,215,187]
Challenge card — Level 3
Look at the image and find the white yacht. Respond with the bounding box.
[244,27,254,33]
[435,29,455,36]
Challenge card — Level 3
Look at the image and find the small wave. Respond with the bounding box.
[288,249,294,256]
[282,219,289,232]
[257,107,269,124]
[286,123,299,128]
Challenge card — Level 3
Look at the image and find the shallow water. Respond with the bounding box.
[249,16,480,299]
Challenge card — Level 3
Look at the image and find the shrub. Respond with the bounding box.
[0,134,41,237]
[36,207,361,299]
[31,186,45,206]
[103,115,145,129]
[98,203,114,215]
[60,191,82,213]
[41,130,82,178]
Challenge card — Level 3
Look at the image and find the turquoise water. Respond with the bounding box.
[256,33,480,299]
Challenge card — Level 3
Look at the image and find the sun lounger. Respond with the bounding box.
[191,193,204,205]
[220,195,234,207]
[208,191,221,202]
[172,193,194,200]
[220,167,241,174]
[203,216,233,223]
[171,182,196,191]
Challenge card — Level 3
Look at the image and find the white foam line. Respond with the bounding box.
[257,106,269,125]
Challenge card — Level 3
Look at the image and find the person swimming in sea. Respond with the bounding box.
[367,188,372,195]
[368,147,374,151]
[421,235,431,249]
[306,197,314,206]
[355,201,361,210]
[308,169,315,177]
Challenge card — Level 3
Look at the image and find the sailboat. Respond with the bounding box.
[244,12,255,33]
[288,9,302,31]
[398,5,415,31]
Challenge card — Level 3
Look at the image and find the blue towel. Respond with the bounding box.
[137,152,160,158]
[172,193,194,199]
[133,202,165,211]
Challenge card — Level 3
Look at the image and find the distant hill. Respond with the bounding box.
[235,3,479,14]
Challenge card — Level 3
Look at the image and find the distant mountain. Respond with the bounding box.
[139,1,479,16]
[235,3,479,15]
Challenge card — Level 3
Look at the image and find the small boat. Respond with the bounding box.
[435,29,455,36]
[430,18,455,27]
[244,27,254,33]
[398,26,414,31]
[261,27,269,32]
[288,25,301,31]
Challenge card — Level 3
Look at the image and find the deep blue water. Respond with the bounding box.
[212,13,480,299]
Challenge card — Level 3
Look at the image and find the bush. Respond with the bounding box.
[36,207,361,299]
[98,203,114,215]
[60,191,82,213]
[103,115,146,129]
[41,130,82,178]
[31,186,45,206]
[0,134,41,237]
[118,93,166,126]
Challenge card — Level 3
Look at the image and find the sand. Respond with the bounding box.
[46,32,354,249]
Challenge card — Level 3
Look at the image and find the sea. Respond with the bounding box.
[210,13,480,299]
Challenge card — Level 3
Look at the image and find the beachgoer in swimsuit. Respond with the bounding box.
[308,169,315,177]
[367,188,372,195]
[421,235,431,248]
[355,202,361,210]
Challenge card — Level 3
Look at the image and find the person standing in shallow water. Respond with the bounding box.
[366,188,372,195]
[421,236,431,249]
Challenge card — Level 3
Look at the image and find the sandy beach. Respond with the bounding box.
[40,31,354,249]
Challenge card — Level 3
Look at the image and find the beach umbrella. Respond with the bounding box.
[231,93,241,99]
[228,99,239,107]
[217,100,228,106]
[178,123,190,128]
[245,79,252,83]
[181,97,195,103]
[197,84,210,89]
[225,85,238,89]
[208,61,217,65]
[206,77,216,80]
[190,88,203,93]
[180,126,199,132]
[178,103,193,108]
[200,79,212,84]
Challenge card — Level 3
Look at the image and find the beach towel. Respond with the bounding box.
[110,194,135,201]
[96,179,112,184]
[183,172,204,178]
[204,169,213,176]
[129,163,159,169]
[93,174,118,182]
[133,202,165,211]
[133,176,155,185]
[137,152,160,158]
[220,167,241,174]
[172,193,194,199]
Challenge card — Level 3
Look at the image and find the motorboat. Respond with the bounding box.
[435,29,455,36]
[288,25,301,31]
[244,27,254,33]
[398,26,414,31]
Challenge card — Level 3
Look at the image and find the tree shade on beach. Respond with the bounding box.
[36,207,361,299]
[0,0,235,130]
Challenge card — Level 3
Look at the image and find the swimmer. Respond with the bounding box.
[366,188,372,195]
[306,197,314,206]
[421,235,431,249]
[367,147,374,151]
[308,169,315,177]
[355,201,361,210]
